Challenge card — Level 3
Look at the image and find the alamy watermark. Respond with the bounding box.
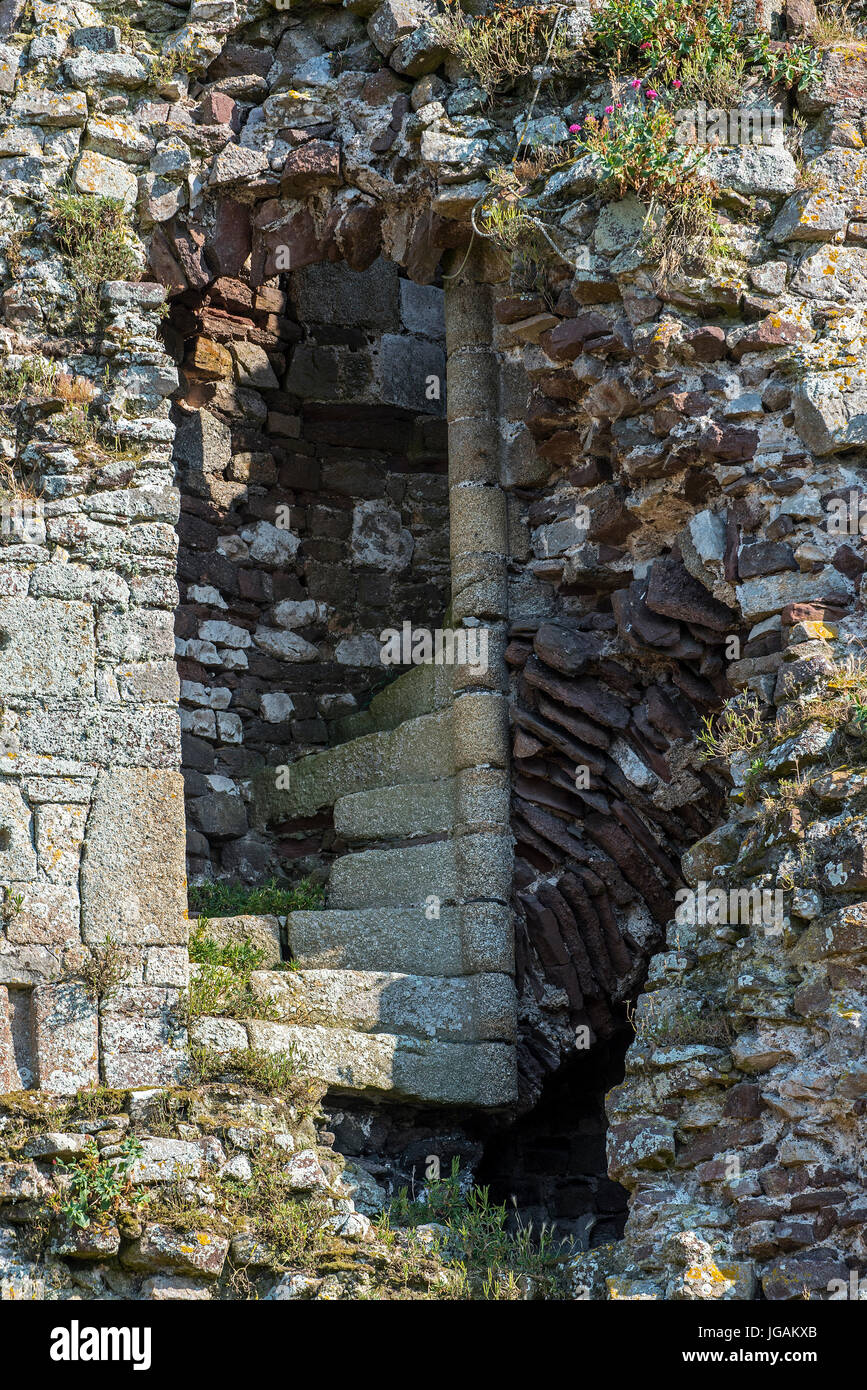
[828,1269,867,1299]
[674,102,784,147]
[1,499,43,543]
[379,621,489,674]
[675,880,784,934]
[826,490,867,536]
[50,1321,151,1371]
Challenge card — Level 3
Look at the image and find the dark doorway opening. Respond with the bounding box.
[476,1034,632,1248]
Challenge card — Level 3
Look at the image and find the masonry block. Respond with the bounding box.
[80,768,188,947]
[31,981,98,1094]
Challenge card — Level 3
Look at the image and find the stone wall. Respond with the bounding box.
[0,289,187,1093]
[1,0,867,1303]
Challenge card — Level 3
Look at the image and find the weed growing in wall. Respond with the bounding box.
[79,933,127,1003]
[461,0,821,284]
[812,0,865,43]
[188,1043,308,1093]
[187,925,282,1022]
[628,999,734,1049]
[380,1157,571,1299]
[47,191,138,334]
[698,692,766,761]
[431,0,584,95]
[579,98,699,203]
[49,1136,145,1230]
[0,356,58,403]
[591,0,820,93]
[188,875,325,918]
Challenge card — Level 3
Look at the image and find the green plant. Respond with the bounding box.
[430,0,585,95]
[4,229,23,279]
[631,999,734,1048]
[50,1135,145,1229]
[51,405,147,463]
[478,190,552,260]
[381,1157,570,1299]
[757,771,815,834]
[79,933,126,1003]
[47,190,138,334]
[580,101,700,203]
[3,888,23,918]
[591,0,739,74]
[0,356,58,403]
[649,186,735,279]
[146,40,206,87]
[189,923,266,974]
[187,875,324,918]
[186,922,284,1023]
[188,1043,308,1094]
[673,39,747,107]
[812,0,862,42]
[101,5,139,42]
[698,693,765,761]
[589,0,820,91]
[743,756,766,805]
[74,1086,127,1121]
[827,653,867,699]
[476,150,593,275]
[746,32,822,91]
[577,102,727,276]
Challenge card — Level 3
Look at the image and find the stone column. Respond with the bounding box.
[444,253,516,1082]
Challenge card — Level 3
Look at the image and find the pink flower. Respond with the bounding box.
[605,105,614,114]
[645,88,658,99]
[640,40,651,49]
[630,77,642,89]
[568,122,581,133]
[672,78,682,89]
[616,101,622,107]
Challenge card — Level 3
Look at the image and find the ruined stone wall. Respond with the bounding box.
[2,0,867,1304]
[0,285,188,1094]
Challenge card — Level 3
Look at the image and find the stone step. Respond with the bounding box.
[285,904,513,977]
[245,1019,517,1107]
[333,778,454,842]
[333,662,453,742]
[248,968,516,1043]
[252,706,453,823]
[326,831,511,910]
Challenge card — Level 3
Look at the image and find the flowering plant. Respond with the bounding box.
[578,100,699,204]
[590,0,819,93]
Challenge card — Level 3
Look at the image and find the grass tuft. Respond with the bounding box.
[698,693,765,761]
[188,876,325,919]
[47,190,138,334]
[431,0,584,95]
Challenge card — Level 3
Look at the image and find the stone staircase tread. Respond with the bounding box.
[284,904,513,977]
[326,832,511,910]
[332,662,453,741]
[251,706,453,823]
[246,967,516,1043]
[246,1019,516,1107]
[333,778,454,842]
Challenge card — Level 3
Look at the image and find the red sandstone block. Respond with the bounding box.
[198,89,240,131]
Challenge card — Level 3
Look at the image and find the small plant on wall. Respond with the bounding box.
[431,0,585,95]
[49,1136,145,1230]
[590,0,820,94]
[47,190,138,335]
